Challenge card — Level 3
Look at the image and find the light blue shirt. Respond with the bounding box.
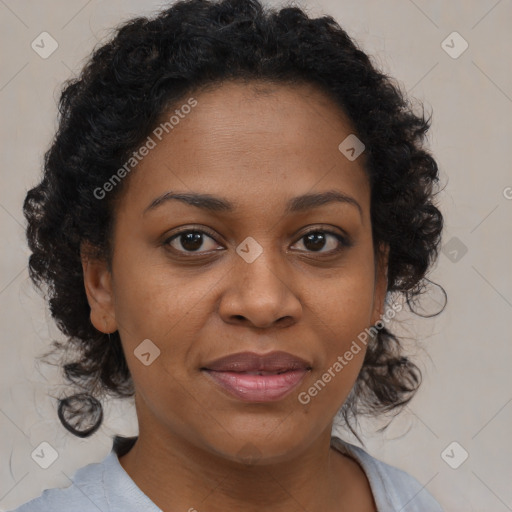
[9,435,444,512]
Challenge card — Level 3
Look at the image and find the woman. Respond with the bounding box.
[12,0,445,510]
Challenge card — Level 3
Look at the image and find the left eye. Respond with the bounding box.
[291,230,348,253]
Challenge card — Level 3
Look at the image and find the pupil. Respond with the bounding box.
[182,232,203,251]
[304,232,325,251]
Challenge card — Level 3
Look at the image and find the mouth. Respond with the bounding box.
[200,351,312,402]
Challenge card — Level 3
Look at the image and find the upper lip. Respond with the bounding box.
[201,351,312,372]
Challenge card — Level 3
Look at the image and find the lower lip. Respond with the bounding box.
[202,369,309,402]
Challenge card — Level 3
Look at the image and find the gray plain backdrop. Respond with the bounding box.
[1,1,511,511]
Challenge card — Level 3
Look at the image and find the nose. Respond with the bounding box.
[217,249,302,330]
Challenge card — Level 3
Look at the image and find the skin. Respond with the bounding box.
[82,79,389,512]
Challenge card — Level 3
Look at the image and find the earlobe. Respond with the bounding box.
[81,246,117,334]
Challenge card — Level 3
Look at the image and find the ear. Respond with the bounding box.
[81,243,117,333]
[370,242,390,326]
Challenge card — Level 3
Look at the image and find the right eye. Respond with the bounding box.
[163,228,223,255]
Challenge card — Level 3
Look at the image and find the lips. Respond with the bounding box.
[201,351,312,402]
[201,351,312,373]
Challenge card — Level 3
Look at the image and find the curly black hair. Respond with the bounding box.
[24,0,445,442]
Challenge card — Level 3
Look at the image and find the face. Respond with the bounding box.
[83,80,388,463]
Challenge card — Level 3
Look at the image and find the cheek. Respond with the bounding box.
[303,262,376,395]
[111,257,219,367]
[310,262,376,339]
[299,293,372,418]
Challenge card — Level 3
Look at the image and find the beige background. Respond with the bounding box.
[1,1,511,511]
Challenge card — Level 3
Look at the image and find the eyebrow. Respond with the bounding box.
[144,189,362,218]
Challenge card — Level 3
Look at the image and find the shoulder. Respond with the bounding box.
[7,455,111,512]
[331,436,444,512]
[8,442,160,512]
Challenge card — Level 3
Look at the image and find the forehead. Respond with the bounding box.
[117,79,370,220]
[176,78,356,140]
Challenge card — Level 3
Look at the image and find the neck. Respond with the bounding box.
[118,425,367,512]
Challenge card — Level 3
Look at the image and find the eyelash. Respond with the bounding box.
[162,225,352,257]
